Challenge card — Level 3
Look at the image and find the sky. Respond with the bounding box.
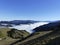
[0,0,60,21]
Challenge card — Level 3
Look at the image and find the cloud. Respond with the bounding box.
[9,22,49,33]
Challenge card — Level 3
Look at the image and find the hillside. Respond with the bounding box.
[33,21,60,32]
[11,21,60,45]
[7,29,30,39]
[0,21,60,45]
[0,28,11,38]
[0,28,30,45]
[11,31,52,45]
[12,30,60,45]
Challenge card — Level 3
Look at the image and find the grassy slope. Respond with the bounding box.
[17,30,60,45]
[0,28,20,45]
[0,28,11,38]
[0,28,30,45]
[13,31,52,45]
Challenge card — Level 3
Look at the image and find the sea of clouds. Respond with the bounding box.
[10,22,49,33]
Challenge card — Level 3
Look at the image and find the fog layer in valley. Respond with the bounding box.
[9,22,49,33]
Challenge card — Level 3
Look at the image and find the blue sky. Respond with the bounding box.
[0,0,60,21]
